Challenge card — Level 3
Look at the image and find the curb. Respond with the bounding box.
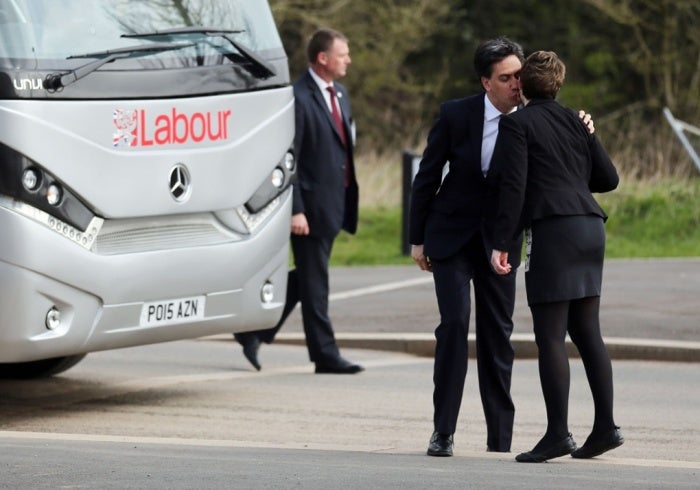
[276,333,700,363]
[209,333,700,363]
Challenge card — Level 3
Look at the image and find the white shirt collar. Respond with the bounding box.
[309,67,332,93]
[484,94,517,120]
[481,94,516,176]
[308,67,340,114]
[484,94,502,122]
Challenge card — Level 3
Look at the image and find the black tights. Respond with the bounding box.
[530,296,616,448]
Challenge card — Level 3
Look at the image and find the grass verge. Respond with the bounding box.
[599,177,700,257]
[331,207,412,266]
[331,177,700,266]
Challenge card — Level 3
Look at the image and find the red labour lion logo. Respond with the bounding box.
[113,109,138,147]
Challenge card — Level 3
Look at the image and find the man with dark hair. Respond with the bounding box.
[410,36,525,457]
[234,28,363,375]
[411,37,594,457]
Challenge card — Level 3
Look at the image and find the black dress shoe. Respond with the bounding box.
[571,427,624,459]
[314,356,364,374]
[515,434,577,463]
[234,332,261,371]
[427,431,453,457]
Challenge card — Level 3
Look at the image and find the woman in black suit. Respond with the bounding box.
[489,51,623,463]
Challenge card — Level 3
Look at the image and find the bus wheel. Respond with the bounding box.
[0,354,87,379]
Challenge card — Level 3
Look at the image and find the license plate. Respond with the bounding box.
[139,295,206,327]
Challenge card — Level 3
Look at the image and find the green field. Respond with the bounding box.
[598,177,700,257]
[330,177,700,266]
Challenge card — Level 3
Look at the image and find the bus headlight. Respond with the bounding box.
[270,168,284,188]
[0,143,96,232]
[22,168,40,191]
[282,151,295,171]
[47,184,62,205]
[244,149,296,214]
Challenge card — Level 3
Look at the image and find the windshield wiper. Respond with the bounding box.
[122,26,276,79]
[44,41,195,90]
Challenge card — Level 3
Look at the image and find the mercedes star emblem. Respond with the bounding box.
[169,164,191,202]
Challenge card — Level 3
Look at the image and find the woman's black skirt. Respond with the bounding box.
[524,214,606,306]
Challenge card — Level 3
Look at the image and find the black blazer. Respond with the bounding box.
[292,70,358,239]
[409,94,522,264]
[488,98,619,251]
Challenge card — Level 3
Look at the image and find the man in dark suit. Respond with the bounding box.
[409,37,525,456]
[235,28,363,375]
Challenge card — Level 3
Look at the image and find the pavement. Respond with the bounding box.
[244,258,700,363]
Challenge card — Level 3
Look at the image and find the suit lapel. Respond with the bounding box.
[306,72,347,145]
[467,94,486,174]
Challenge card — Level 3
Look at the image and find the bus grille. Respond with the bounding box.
[93,216,241,255]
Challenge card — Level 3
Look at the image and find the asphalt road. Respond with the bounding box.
[0,340,698,489]
[279,258,700,341]
[267,259,700,363]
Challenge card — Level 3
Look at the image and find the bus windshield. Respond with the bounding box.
[0,0,288,97]
[0,0,283,67]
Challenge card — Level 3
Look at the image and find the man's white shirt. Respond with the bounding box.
[309,67,341,116]
[481,94,517,176]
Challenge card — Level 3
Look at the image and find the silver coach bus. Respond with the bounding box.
[0,0,295,377]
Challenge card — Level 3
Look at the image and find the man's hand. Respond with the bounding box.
[490,249,512,275]
[291,213,310,235]
[579,110,595,134]
[411,244,432,272]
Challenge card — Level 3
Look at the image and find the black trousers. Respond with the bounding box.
[255,233,340,363]
[430,234,516,451]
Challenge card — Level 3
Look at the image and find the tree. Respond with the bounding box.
[268,0,699,175]
[270,0,456,152]
[583,0,700,118]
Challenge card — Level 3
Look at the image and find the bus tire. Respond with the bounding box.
[0,354,87,379]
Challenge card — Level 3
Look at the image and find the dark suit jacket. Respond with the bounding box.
[292,70,358,239]
[488,98,619,251]
[409,94,522,264]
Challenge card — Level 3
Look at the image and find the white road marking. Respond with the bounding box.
[329,276,432,301]
[0,430,698,470]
